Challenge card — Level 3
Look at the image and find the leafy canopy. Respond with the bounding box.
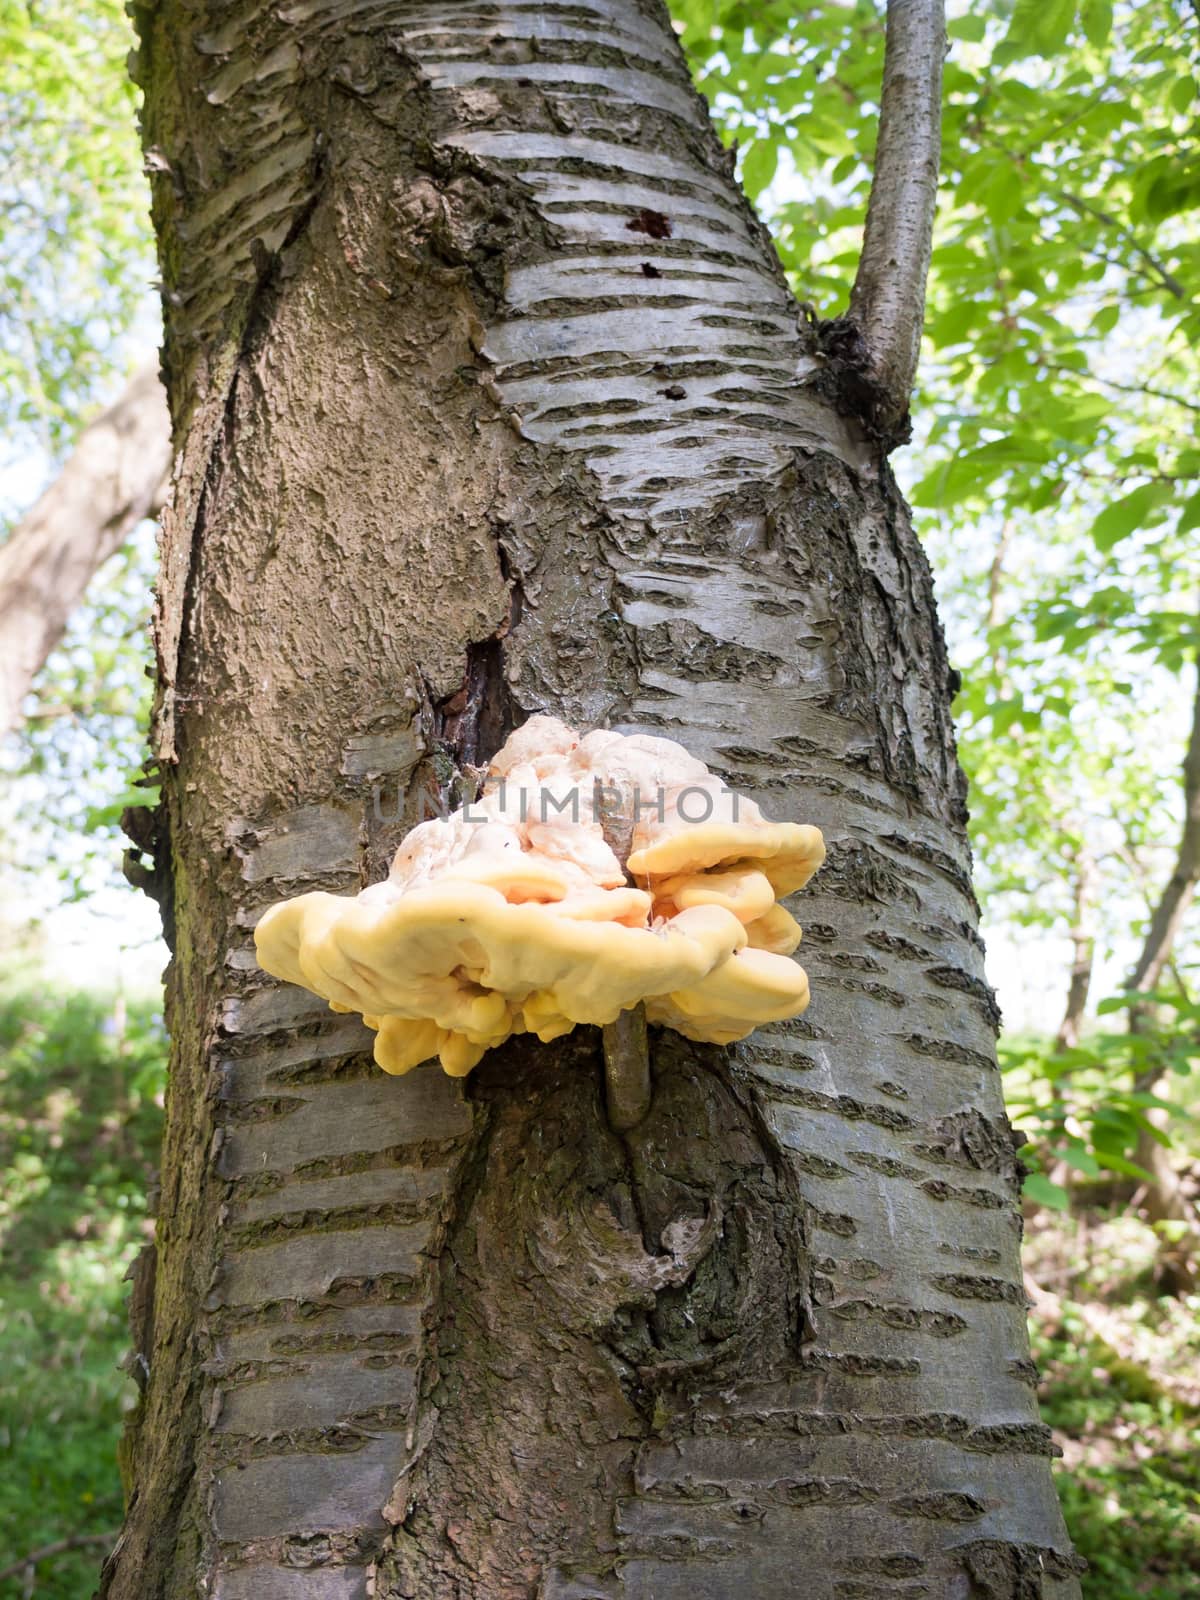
[0,0,151,448]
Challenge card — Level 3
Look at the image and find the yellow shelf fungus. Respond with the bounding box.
[254,716,824,1077]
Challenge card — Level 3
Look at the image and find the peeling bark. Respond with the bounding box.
[102,2,1080,1597]
[0,366,170,737]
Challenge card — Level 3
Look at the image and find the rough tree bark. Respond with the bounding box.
[0,366,170,737]
[102,1,1082,1596]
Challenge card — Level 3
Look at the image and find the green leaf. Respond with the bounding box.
[82,783,159,834]
[1080,0,1113,48]
[1023,1172,1071,1210]
[1004,0,1078,58]
[1153,1220,1193,1244]
[1178,488,1200,535]
[1096,993,1136,1015]
[1089,304,1119,336]
[740,138,779,199]
[949,16,988,44]
[979,162,1026,225]
[1060,1142,1101,1178]
[1089,483,1170,553]
[1088,1150,1154,1182]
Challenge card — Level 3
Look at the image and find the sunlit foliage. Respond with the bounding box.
[0,0,152,445]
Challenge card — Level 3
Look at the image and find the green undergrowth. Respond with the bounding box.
[0,987,164,1599]
[0,990,1197,1594]
[1024,1211,1200,1598]
[1041,1340,1200,1599]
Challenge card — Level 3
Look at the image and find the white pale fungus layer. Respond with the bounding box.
[254,716,825,1077]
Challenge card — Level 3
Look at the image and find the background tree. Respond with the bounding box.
[94,0,1086,1596]
[0,0,162,894]
[0,366,169,738]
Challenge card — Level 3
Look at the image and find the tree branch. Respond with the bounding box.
[0,1532,118,1586]
[0,365,171,739]
[1059,190,1187,300]
[1039,360,1200,417]
[847,0,946,434]
[974,125,1189,302]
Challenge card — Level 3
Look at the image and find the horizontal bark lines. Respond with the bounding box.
[116,0,1082,1594]
[608,502,1076,1594]
[165,789,477,1599]
[400,0,848,516]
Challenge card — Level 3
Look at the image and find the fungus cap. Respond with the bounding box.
[254,716,824,1076]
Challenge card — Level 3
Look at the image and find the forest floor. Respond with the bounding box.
[0,987,1197,1598]
[1023,1212,1200,1596]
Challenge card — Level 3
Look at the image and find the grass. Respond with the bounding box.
[0,989,163,1599]
[0,986,1196,1595]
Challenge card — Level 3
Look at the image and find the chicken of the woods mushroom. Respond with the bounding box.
[254,716,825,1078]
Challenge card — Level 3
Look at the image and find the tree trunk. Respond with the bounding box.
[103,2,1081,1596]
[0,365,170,737]
[1053,845,1096,1055]
[1044,847,1095,1195]
[1129,663,1200,1293]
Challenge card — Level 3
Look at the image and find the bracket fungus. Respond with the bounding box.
[254,716,824,1086]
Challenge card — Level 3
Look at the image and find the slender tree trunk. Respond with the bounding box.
[0,366,170,737]
[1129,665,1200,1005]
[1045,846,1095,1196]
[103,2,1081,1596]
[1128,663,1200,1292]
[1054,846,1096,1055]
